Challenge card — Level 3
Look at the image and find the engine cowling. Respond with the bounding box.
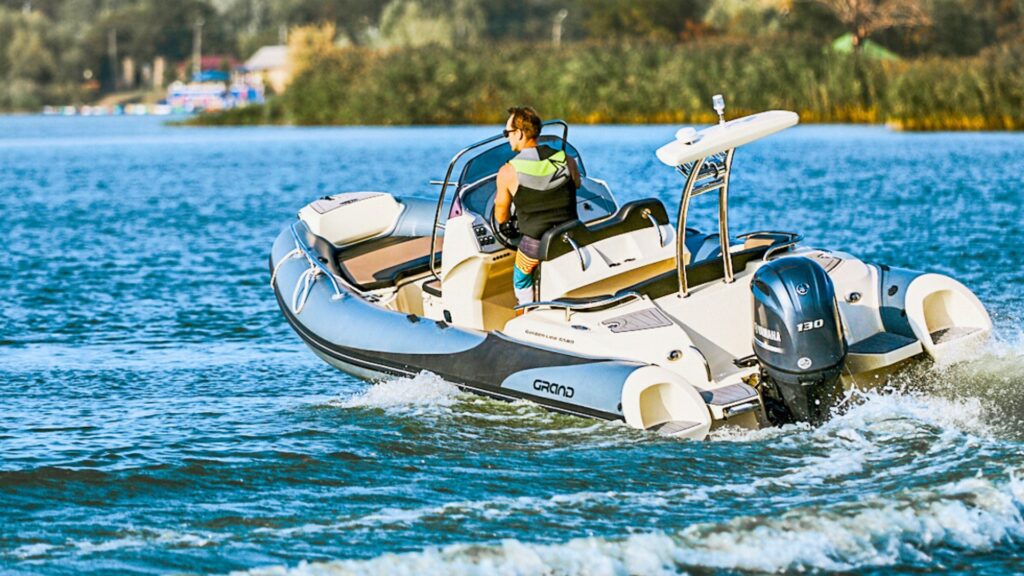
[751,257,847,424]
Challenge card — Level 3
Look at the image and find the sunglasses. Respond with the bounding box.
[503,128,517,138]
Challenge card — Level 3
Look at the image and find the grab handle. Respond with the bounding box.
[642,208,664,247]
[563,233,586,271]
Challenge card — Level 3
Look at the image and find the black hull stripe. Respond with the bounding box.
[273,283,623,422]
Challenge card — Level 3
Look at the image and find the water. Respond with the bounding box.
[2,116,1023,575]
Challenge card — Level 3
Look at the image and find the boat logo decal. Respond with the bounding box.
[754,323,781,342]
[533,379,575,399]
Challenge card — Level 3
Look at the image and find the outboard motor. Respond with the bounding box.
[751,257,847,424]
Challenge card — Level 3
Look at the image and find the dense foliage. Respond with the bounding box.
[1,0,1022,128]
[193,33,1024,130]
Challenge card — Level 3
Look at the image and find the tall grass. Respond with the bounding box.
[192,36,1024,130]
[887,43,1024,130]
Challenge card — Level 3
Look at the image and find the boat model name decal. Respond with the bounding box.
[525,329,575,345]
[754,323,781,342]
[533,379,575,398]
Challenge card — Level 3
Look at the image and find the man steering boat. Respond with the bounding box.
[494,106,581,306]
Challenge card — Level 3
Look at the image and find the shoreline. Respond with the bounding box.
[5,112,1024,133]
[183,115,1024,133]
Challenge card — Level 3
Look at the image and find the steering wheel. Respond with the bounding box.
[486,195,521,250]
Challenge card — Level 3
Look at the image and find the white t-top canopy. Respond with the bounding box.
[656,110,799,167]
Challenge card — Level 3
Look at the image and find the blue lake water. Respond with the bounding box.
[2,116,1024,575]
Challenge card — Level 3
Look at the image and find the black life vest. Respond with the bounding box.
[510,145,578,239]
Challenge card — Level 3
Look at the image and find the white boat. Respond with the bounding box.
[269,97,991,440]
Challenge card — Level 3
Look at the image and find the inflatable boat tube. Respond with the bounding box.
[270,225,712,439]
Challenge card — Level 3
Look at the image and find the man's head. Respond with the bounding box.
[505,106,541,152]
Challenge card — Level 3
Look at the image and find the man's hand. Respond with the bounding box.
[498,217,518,238]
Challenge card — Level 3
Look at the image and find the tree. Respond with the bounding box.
[287,21,336,75]
[704,0,793,36]
[268,0,385,45]
[814,0,930,48]
[379,0,484,47]
[577,0,709,41]
[0,7,61,109]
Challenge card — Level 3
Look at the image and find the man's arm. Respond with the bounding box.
[567,157,581,189]
[494,163,516,223]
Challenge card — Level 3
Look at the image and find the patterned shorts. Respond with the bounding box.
[513,235,541,291]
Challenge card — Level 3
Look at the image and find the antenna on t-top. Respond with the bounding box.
[712,94,726,125]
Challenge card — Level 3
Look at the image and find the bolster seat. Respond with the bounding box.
[537,198,670,262]
[534,198,676,301]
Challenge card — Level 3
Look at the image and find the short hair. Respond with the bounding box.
[507,106,541,140]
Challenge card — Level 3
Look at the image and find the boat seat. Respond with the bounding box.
[336,236,443,291]
[532,199,677,301]
[682,233,772,263]
[537,198,670,261]
[688,233,722,261]
[611,232,797,300]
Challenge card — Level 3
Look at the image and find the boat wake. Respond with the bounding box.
[334,372,463,413]
[235,472,1024,575]
[922,333,1024,439]
[326,330,1024,448]
[235,346,1024,576]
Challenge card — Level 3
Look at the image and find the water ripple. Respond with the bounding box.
[2,118,1023,574]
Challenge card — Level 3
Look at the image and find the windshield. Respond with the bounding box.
[458,135,586,188]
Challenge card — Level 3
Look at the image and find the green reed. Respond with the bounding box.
[191,37,1024,131]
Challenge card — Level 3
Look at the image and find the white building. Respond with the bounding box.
[244,45,291,95]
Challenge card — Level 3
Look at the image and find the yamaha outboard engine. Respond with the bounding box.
[751,257,847,424]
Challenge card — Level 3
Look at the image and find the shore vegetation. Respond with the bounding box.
[1,0,1022,129]
[194,28,1024,130]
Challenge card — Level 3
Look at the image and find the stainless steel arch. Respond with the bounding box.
[674,149,736,297]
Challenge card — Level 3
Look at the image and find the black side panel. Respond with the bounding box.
[275,286,621,420]
[377,332,598,389]
[300,226,347,278]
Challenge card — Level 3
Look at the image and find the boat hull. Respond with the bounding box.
[270,227,714,437]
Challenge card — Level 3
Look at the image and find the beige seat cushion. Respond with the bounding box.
[341,237,443,288]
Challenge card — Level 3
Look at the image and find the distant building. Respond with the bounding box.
[244,45,291,95]
[166,65,265,114]
[175,55,242,81]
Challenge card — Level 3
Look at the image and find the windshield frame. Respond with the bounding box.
[428,120,572,280]
[456,133,586,190]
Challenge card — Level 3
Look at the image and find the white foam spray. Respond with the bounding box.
[335,371,462,412]
[235,472,1024,576]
